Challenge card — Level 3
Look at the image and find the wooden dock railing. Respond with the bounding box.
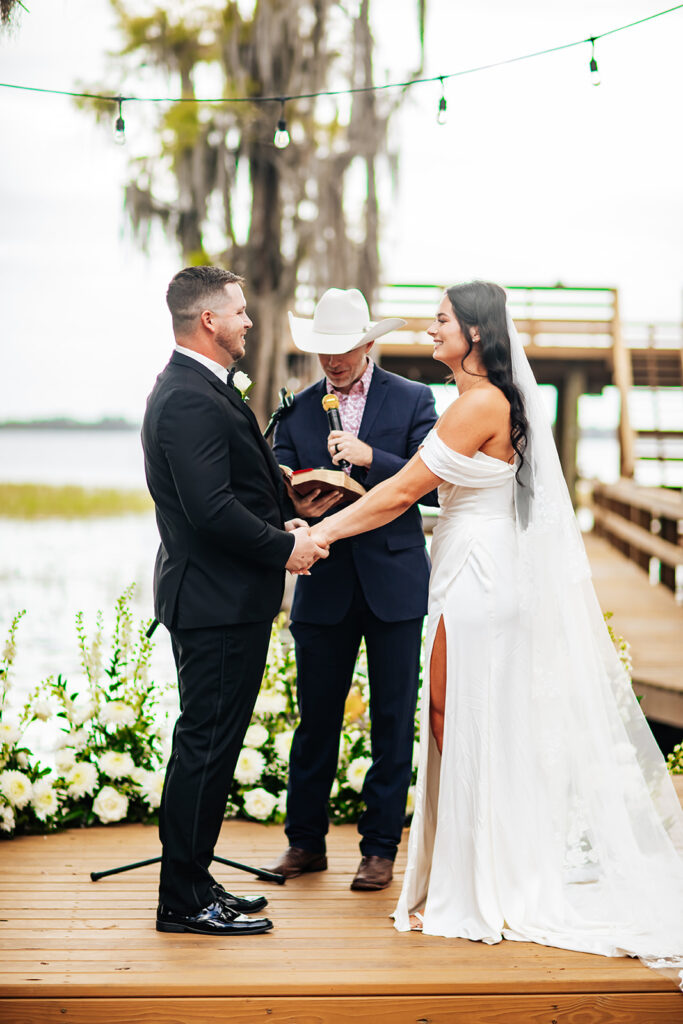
[592,479,683,596]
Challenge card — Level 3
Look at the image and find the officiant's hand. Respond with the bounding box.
[285,526,329,575]
[327,430,373,469]
[285,479,344,519]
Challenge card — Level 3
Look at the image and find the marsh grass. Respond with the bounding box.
[0,483,152,519]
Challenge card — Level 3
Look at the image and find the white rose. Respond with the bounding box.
[65,760,99,798]
[0,721,22,747]
[405,785,416,816]
[31,779,59,821]
[0,804,15,832]
[138,770,164,809]
[55,748,77,773]
[99,701,136,728]
[273,730,294,762]
[232,370,253,397]
[130,766,147,785]
[345,756,372,794]
[99,751,135,779]
[243,724,269,749]
[234,748,266,785]
[243,787,277,820]
[32,698,54,722]
[0,769,33,808]
[253,691,287,715]
[16,751,29,769]
[93,785,129,824]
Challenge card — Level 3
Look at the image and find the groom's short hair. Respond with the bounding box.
[166,266,245,333]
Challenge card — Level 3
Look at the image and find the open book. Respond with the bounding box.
[280,466,366,504]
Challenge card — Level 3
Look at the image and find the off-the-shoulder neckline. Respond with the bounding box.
[431,428,516,470]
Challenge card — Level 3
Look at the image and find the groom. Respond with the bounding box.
[142,266,327,935]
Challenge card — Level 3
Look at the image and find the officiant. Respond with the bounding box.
[264,288,438,891]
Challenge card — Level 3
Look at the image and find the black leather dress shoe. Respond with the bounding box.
[156,900,273,935]
[211,881,268,914]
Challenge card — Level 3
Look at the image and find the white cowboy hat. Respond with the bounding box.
[288,288,406,354]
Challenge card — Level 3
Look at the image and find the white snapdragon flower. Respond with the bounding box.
[16,751,29,769]
[0,769,33,808]
[0,721,22,747]
[31,778,59,821]
[69,700,96,727]
[330,779,339,799]
[32,697,54,722]
[234,748,266,785]
[345,756,372,794]
[275,790,287,815]
[243,724,269,749]
[0,804,15,831]
[273,730,294,762]
[99,701,136,728]
[243,787,277,820]
[99,751,135,779]
[93,786,129,824]
[138,770,164,809]
[54,748,77,773]
[253,691,287,715]
[65,761,99,798]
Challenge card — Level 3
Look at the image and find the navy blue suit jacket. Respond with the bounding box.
[273,365,438,624]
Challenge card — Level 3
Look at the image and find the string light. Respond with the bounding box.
[0,3,680,132]
[273,99,290,149]
[114,96,125,145]
[436,77,447,125]
[588,38,601,86]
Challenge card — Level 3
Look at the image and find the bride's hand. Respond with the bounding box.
[309,522,332,549]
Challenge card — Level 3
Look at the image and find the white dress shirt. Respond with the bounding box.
[175,344,229,385]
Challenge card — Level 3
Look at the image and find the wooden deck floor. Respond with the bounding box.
[2,816,683,1024]
[586,533,683,728]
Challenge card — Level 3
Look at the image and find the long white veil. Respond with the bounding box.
[507,309,683,983]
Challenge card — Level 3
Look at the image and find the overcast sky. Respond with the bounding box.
[1,0,682,422]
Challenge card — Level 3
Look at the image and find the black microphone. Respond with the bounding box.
[322,394,350,469]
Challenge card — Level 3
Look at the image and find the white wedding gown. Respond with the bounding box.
[393,427,683,983]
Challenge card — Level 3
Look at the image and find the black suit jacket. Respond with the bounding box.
[141,351,294,629]
[273,365,438,624]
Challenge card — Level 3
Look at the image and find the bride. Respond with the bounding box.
[310,281,683,982]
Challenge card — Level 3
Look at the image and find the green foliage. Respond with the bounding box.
[0,483,151,519]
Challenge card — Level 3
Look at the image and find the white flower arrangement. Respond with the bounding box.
[0,598,646,836]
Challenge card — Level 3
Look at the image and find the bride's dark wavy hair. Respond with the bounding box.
[446,281,528,479]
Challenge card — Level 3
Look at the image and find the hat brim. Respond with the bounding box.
[288,312,406,354]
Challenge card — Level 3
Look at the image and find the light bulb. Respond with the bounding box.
[274,118,290,149]
[114,98,126,145]
[589,39,600,87]
[114,115,126,145]
[437,95,447,126]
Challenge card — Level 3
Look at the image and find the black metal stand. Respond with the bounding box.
[90,854,285,885]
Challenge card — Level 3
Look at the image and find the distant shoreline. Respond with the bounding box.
[0,418,139,432]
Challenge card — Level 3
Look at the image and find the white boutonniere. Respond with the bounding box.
[232,370,253,400]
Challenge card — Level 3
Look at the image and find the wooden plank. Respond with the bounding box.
[2,994,682,1024]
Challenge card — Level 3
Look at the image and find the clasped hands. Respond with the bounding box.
[284,520,329,575]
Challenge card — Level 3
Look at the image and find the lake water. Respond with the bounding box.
[0,398,680,749]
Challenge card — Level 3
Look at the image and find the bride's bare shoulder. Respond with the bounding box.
[436,385,504,450]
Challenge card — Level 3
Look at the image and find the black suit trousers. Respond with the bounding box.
[286,585,422,861]
[159,619,272,912]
